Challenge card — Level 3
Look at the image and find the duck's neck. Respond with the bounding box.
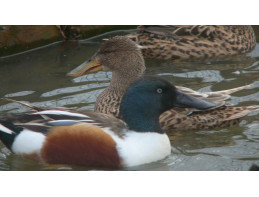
[108,60,145,95]
[123,111,164,133]
[109,72,140,93]
[95,54,145,117]
[120,95,164,133]
[95,70,141,117]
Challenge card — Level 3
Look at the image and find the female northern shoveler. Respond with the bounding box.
[0,77,215,168]
[67,36,259,131]
[126,25,256,60]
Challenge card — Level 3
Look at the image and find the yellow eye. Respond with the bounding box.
[157,88,163,94]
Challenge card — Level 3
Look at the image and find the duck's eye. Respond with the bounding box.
[157,88,163,94]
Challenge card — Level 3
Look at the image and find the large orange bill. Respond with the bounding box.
[67,58,103,77]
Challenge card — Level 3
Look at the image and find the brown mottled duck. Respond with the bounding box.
[67,36,259,132]
[126,25,256,60]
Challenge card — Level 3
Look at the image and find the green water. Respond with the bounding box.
[0,29,258,170]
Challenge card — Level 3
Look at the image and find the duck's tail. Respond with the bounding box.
[0,120,22,150]
[246,105,259,112]
[0,120,46,157]
[211,83,253,95]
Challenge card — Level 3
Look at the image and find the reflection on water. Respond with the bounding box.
[0,29,259,171]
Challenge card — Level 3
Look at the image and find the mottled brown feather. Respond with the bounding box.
[127,25,256,60]
[84,36,257,131]
[67,36,258,132]
[159,106,259,133]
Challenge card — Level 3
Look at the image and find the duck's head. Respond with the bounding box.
[67,36,145,79]
[120,76,216,133]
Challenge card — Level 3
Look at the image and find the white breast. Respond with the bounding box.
[103,129,171,167]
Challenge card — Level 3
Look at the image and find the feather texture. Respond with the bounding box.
[66,36,258,132]
[127,25,256,60]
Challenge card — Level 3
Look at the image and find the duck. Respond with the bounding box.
[0,76,216,168]
[126,25,256,60]
[67,36,259,132]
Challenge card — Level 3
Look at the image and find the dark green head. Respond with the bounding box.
[119,76,215,133]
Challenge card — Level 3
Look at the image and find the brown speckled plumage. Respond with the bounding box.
[68,36,259,132]
[90,36,145,117]
[127,25,256,60]
[160,105,258,132]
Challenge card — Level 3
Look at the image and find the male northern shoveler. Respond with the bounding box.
[126,25,256,60]
[0,77,215,168]
[67,36,259,132]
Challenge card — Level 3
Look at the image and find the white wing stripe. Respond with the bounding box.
[33,110,88,118]
[0,124,14,134]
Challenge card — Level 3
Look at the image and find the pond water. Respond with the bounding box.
[0,28,258,171]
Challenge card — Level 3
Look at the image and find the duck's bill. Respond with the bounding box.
[67,57,103,77]
[175,90,216,110]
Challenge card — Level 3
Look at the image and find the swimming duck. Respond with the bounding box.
[126,25,256,60]
[67,36,259,131]
[0,76,215,168]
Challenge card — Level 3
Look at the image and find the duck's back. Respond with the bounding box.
[130,25,256,60]
[160,105,259,132]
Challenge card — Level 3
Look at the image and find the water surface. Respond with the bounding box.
[0,29,258,171]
